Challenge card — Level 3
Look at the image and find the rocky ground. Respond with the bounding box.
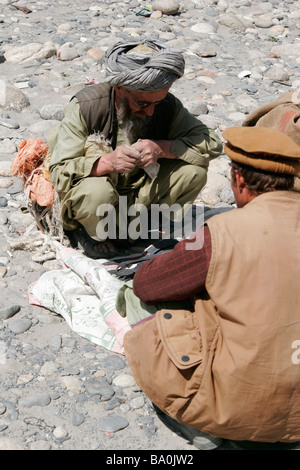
[0,0,299,452]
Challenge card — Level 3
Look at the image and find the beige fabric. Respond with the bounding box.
[124,190,300,442]
[243,91,300,146]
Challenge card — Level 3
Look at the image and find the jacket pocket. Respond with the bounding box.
[156,308,202,370]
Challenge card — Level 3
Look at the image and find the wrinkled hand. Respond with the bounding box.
[91,140,172,177]
[132,139,161,169]
[108,145,141,173]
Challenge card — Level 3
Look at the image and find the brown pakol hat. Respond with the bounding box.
[223,127,300,176]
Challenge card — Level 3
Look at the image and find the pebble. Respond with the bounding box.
[30,441,51,450]
[17,374,34,385]
[0,177,13,189]
[98,415,129,433]
[40,104,64,121]
[71,412,85,427]
[255,18,274,29]
[0,139,16,154]
[40,361,58,375]
[53,426,68,439]
[0,118,19,129]
[0,305,20,321]
[191,23,218,34]
[0,84,30,111]
[112,374,136,388]
[0,438,25,450]
[7,318,32,334]
[130,396,145,410]
[19,393,51,408]
[152,0,180,16]
[84,377,115,400]
[0,197,7,207]
[0,213,7,225]
[0,266,7,278]
[0,0,299,452]
[0,161,13,177]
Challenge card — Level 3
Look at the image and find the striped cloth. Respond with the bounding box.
[104,39,185,91]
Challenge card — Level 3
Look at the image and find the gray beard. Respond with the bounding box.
[116,98,153,144]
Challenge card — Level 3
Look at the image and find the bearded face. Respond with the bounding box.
[116,97,153,144]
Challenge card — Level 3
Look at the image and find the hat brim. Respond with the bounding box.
[225,144,300,176]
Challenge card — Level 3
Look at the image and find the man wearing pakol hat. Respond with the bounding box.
[123,126,300,448]
[47,39,222,258]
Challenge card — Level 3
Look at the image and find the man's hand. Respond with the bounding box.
[109,145,141,173]
[132,139,175,168]
[90,140,175,177]
[91,145,141,176]
[132,139,161,169]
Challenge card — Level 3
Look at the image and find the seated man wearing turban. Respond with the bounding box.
[123,126,300,448]
[47,39,222,257]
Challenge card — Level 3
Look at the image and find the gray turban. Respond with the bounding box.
[104,40,185,92]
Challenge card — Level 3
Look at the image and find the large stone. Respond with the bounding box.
[57,44,80,61]
[28,119,61,138]
[3,41,56,63]
[0,161,13,177]
[191,23,217,34]
[271,43,300,58]
[8,318,32,334]
[98,415,129,433]
[0,305,20,321]
[57,23,73,34]
[152,0,180,15]
[0,117,19,129]
[40,104,64,121]
[218,13,249,31]
[0,138,16,154]
[0,84,30,111]
[0,438,25,450]
[19,393,51,408]
[206,172,229,194]
[265,66,290,82]
[86,47,105,60]
[255,17,273,29]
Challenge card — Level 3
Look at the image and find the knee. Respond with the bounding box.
[180,165,207,192]
[72,177,119,213]
[61,177,119,230]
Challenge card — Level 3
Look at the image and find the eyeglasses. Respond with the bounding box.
[124,88,165,109]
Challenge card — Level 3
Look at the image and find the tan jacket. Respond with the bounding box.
[124,191,300,442]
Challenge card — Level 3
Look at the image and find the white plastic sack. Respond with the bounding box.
[28,244,131,354]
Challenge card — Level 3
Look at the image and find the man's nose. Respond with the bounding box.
[143,103,156,116]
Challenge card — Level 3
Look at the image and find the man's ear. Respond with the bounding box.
[114,86,124,110]
[114,86,124,97]
[235,171,246,193]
